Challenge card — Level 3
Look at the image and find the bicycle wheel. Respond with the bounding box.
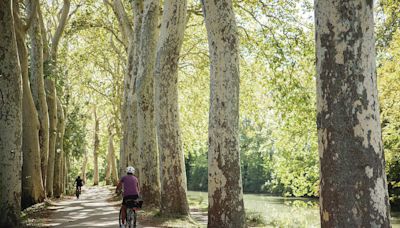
[118,208,123,227]
[126,209,134,228]
[133,210,137,227]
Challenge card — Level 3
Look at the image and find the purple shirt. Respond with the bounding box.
[121,175,139,197]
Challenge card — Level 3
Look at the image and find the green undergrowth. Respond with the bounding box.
[187,194,208,212]
[246,210,266,227]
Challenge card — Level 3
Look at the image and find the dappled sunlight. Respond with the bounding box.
[45,186,137,227]
[56,206,85,212]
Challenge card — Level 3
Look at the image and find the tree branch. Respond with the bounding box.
[38,4,50,61]
[110,34,125,61]
[23,0,38,32]
[51,0,71,61]
[103,0,133,47]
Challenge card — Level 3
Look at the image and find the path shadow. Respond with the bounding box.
[46,186,141,227]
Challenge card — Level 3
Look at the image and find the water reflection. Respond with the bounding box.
[188,191,400,227]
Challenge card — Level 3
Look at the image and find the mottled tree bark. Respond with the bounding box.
[121,36,134,177]
[155,0,189,216]
[0,1,23,225]
[135,0,161,207]
[14,0,45,209]
[28,0,50,190]
[202,0,246,227]
[125,0,143,179]
[120,47,131,177]
[106,0,133,178]
[110,0,143,178]
[315,1,391,226]
[45,79,57,197]
[93,107,100,186]
[53,97,65,198]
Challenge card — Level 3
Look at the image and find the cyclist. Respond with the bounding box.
[116,166,140,227]
[75,176,83,193]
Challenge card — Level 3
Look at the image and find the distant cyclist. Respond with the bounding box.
[116,166,140,227]
[75,176,83,193]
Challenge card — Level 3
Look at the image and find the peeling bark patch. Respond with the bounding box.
[322,210,330,221]
[365,166,373,178]
[369,177,387,219]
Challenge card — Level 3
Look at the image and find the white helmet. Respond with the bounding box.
[126,166,135,174]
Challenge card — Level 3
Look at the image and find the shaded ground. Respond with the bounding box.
[22,186,130,227]
[23,186,207,227]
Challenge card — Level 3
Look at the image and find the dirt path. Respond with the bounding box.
[45,186,139,227]
[34,186,208,227]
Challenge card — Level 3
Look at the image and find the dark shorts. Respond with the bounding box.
[122,195,139,206]
[123,195,143,208]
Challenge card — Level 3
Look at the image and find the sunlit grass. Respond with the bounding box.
[138,208,200,227]
[187,191,320,227]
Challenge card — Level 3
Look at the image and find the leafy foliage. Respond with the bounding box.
[63,103,88,159]
[49,0,400,206]
[378,29,400,209]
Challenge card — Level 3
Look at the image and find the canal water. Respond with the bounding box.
[188,191,400,227]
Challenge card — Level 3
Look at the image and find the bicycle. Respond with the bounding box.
[119,199,141,228]
[75,187,81,199]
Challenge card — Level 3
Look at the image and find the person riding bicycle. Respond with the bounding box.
[116,166,140,227]
[75,176,83,193]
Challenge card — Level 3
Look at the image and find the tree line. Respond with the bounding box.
[0,0,397,227]
[1,0,72,219]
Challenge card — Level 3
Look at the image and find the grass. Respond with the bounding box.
[136,208,201,227]
[246,211,266,227]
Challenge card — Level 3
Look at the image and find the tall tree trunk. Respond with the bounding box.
[202,0,246,227]
[53,97,65,197]
[315,1,391,226]
[120,44,132,178]
[14,0,45,209]
[114,0,142,179]
[120,61,130,178]
[28,0,50,190]
[136,0,161,207]
[61,153,65,193]
[120,123,127,178]
[0,1,23,225]
[93,107,100,186]
[110,137,119,186]
[155,0,189,215]
[125,0,143,179]
[81,147,88,183]
[105,0,133,178]
[45,79,57,197]
[106,129,112,185]
[63,154,68,194]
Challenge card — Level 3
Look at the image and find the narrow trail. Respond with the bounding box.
[45,186,141,227]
